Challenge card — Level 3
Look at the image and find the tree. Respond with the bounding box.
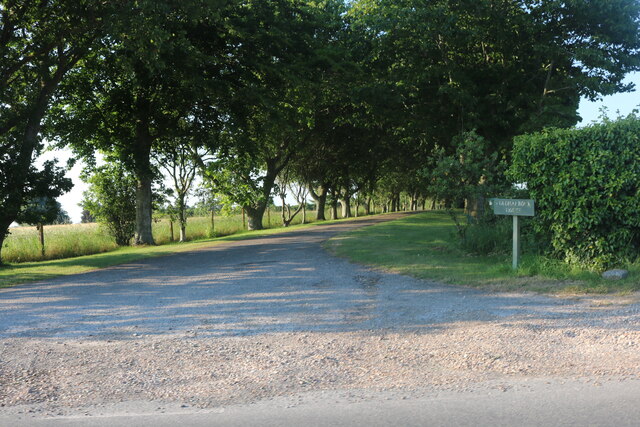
[350,0,640,154]
[425,131,506,240]
[155,140,199,242]
[54,209,72,225]
[81,163,137,246]
[48,0,229,245]
[16,195,68,257]
[275,167,308,227]
[80,209,95,224]
[0,1,111,265]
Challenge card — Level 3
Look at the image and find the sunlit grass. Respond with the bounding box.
[4,223,117,263]
[326,211,640,294]
[3,208,314,264]
[0,206,385,288]
[0,217,328,288]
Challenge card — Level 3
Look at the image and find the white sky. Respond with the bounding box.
[37,72,640,224]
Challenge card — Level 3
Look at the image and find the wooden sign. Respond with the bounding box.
[488,198,535,217]
[488,198,536,269]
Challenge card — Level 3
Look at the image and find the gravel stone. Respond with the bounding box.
[1,213,640,416]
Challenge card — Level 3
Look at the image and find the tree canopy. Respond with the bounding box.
[1,0,640,264]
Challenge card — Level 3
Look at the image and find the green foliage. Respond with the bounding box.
[350,0,640,151]
[16,197,64,227]
[510,114,640,270]
[54,209,72,225]
[82,164,137,246]
[0,1,113,264]
[425,131,507,239]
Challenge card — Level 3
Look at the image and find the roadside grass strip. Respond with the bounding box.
[326,211,640,294]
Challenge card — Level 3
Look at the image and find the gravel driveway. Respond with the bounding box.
[1,212,640,420]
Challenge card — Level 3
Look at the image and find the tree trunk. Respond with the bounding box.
[302,204,306,224]
[364,198,371,215]
[355,200,359,217]
[0,219,10,266]
[179,224,187,242]
[177,193,187,242]
[245,205,266,230]
[169,220,174,242]
[134,174,155,245]
[309,185,327,221]
[411,193,418,211]
[0,237,5,267]
[133,96,155,246]
[340,198,351,218]
[330,198,338,220]
[465,194,485,218]
[244,158,280,231]
[281,193,287,226]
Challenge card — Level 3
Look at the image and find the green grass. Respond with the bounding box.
[3,208,314,264]
[326,211,640,294]
[4,223,118,263]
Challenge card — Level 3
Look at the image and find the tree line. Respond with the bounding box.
[2,0,639,265]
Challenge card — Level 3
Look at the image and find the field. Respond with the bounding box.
[2,208,315,264]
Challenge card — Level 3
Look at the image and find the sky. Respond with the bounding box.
[38,72,640,224]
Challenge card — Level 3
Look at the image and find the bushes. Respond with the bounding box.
[509,115,640,270]
[82,164,137,246]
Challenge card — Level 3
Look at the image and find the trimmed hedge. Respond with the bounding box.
[509,115,640,270]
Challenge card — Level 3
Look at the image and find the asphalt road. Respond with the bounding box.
[5,379,640,427]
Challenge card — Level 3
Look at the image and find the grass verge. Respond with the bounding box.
[326,211,640,294]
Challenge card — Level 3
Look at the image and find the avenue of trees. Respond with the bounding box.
[1,0,640,266]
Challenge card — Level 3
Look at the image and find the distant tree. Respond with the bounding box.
[54,209,72,225]
[155,140,199,242]
[275,168,306,227]
[82,164,137,246]
[80,209,96,224]
[16,196,67,256]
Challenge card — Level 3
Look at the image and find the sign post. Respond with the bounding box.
[488,198,535,269]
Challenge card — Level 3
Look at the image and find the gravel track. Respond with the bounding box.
[1,212,640,418]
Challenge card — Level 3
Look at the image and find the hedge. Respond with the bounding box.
[509,115,640,270]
